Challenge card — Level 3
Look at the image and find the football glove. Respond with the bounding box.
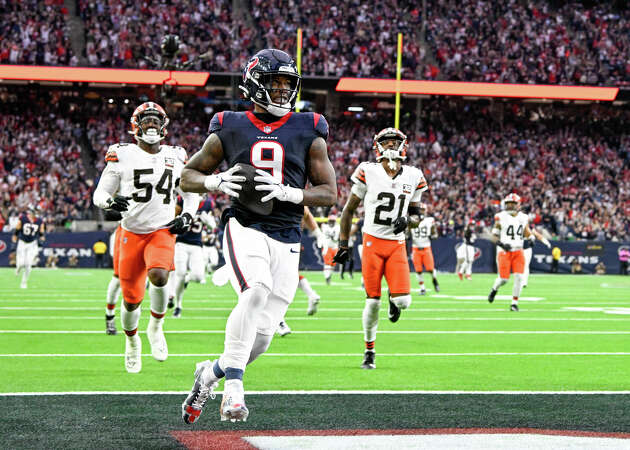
[392,216,408,234]
[105,195,131,212]
[254,169,304,204]
[314,228,325,249]
[166,212,193,235]
[203,166,246,198]
[497,241,512,252]
[332,244,350,264]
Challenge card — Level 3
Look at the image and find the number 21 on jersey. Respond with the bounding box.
[251,141,284,182]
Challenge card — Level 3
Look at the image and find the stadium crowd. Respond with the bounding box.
[2,0,628,85]
[1,90,628,242]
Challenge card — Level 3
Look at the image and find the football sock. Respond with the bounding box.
[512,273,524,299]
[392,294,412,310]
[221,284,270,371]
[106,276,121,309]
[224,368,244,381]
[492,277,508,291]
[362,298,380,342]
[298,277,317,298]
[247,332,273,365]
[512,296,519,305]
[105,304,116,319]
[149,283,168,316]
[23,265,31,282]
[173,272,186,306]
[121,305,141,333]
[365,340,375,351]
[323,266,332,280]
[416,273,424,284]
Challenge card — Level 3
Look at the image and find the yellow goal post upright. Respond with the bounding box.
[394,32,402,129]
[296,28,303,112]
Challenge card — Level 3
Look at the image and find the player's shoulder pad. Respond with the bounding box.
[310,112,329,140]
[208,111,230,134]
[105,143,132,163]
[351,161,370,184]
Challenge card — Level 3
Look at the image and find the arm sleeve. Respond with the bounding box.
[93,163,121,209]
[179,190,200,217]
[350,163,368,199]
[313,113,329,141]
[411,169,429,202]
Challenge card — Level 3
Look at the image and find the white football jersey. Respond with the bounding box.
[493,211,529,250]
[100,143,188,234]
[321,222,340,249]
[351,162,428,241]
[411,216,435,248]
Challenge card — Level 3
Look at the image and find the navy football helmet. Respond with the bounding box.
[239,49,301,117]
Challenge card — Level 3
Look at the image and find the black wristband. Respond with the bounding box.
[339,240,349,248]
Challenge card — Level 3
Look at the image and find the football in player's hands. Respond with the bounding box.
[392,216,408,234]
[333,247,350,264]
[233,164,274,216]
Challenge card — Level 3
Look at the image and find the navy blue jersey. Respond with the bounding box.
[209,110,328,243]
[176,198,214,246]
[16,214,43,243]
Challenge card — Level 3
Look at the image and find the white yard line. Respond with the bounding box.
[2,352,630,357]
[1,316,627,321]
[2,390,630,396]
[2,330,630,334]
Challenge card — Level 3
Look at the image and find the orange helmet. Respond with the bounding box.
[373,127,408,164]
[129,102,169,145]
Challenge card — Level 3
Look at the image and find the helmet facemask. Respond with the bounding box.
[374,128,408,171]
[129,102,169,146]
[253,72,300,117]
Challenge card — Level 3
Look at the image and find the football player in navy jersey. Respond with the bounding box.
[12,206,45,289]
[180,48,336,424]
[171,195,216,318]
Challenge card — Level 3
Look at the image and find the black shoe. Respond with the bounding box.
[184,281,189,289]
[361,351,375,369]
[433,279,440,292]
[167,296,174,309]
[388,298,401,323]
[510,304,519,312]
[488,289,497,303]
[181,361,218,424]
[173,307,182,318]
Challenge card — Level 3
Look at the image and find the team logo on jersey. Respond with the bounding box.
[0,240,6,253]
[403,184,412,194]
[263,125,272,133]
[165,157,175,168]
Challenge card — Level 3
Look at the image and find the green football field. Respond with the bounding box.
[1,267,630,393]
[2,268,630,448]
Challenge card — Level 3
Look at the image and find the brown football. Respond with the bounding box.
[233,163,274,216]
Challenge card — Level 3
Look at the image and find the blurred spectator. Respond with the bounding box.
[550,247,561,273]
[619,247,630,275]
[93,239,107,268]
[571,258,583,274]
[594,261,606,275]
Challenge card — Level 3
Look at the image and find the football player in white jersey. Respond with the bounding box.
[93,102,200,373]
[104,211,123,335]
[455,223,476,280]
[487,193,549,311]
[320,214,340,284]
[335,128,428,369]
[410,203,440,295]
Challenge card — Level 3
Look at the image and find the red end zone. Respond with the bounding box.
[172,428,630,449]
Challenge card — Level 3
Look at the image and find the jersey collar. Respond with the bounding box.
[245,111,292,134]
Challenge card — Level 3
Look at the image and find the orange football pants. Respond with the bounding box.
[323,247,338,266]
[362,233,410,298]
[112,225,123,277]
[118,228,175,304]
[497,249,525,279]
[412,246,435,272]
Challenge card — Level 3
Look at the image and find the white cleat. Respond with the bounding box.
[147,319,168,362]
[20,280,27,289]
[306,296,320,316]
[220,380,249,422]
[277,321,291,337]
[124,334,142,373]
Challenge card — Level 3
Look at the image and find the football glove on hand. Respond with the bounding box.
[333,245,350,264]
[203,166,246,198]
[392,216,408,234]
[105,195,131,212]
[314,228,325,249]
[497,241,512,252]
[166,212,193,235]
[254,169,304,204]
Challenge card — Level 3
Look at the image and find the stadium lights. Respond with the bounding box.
[0,65,209,86]
[336,78,619,101]
[347,106,364,112]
